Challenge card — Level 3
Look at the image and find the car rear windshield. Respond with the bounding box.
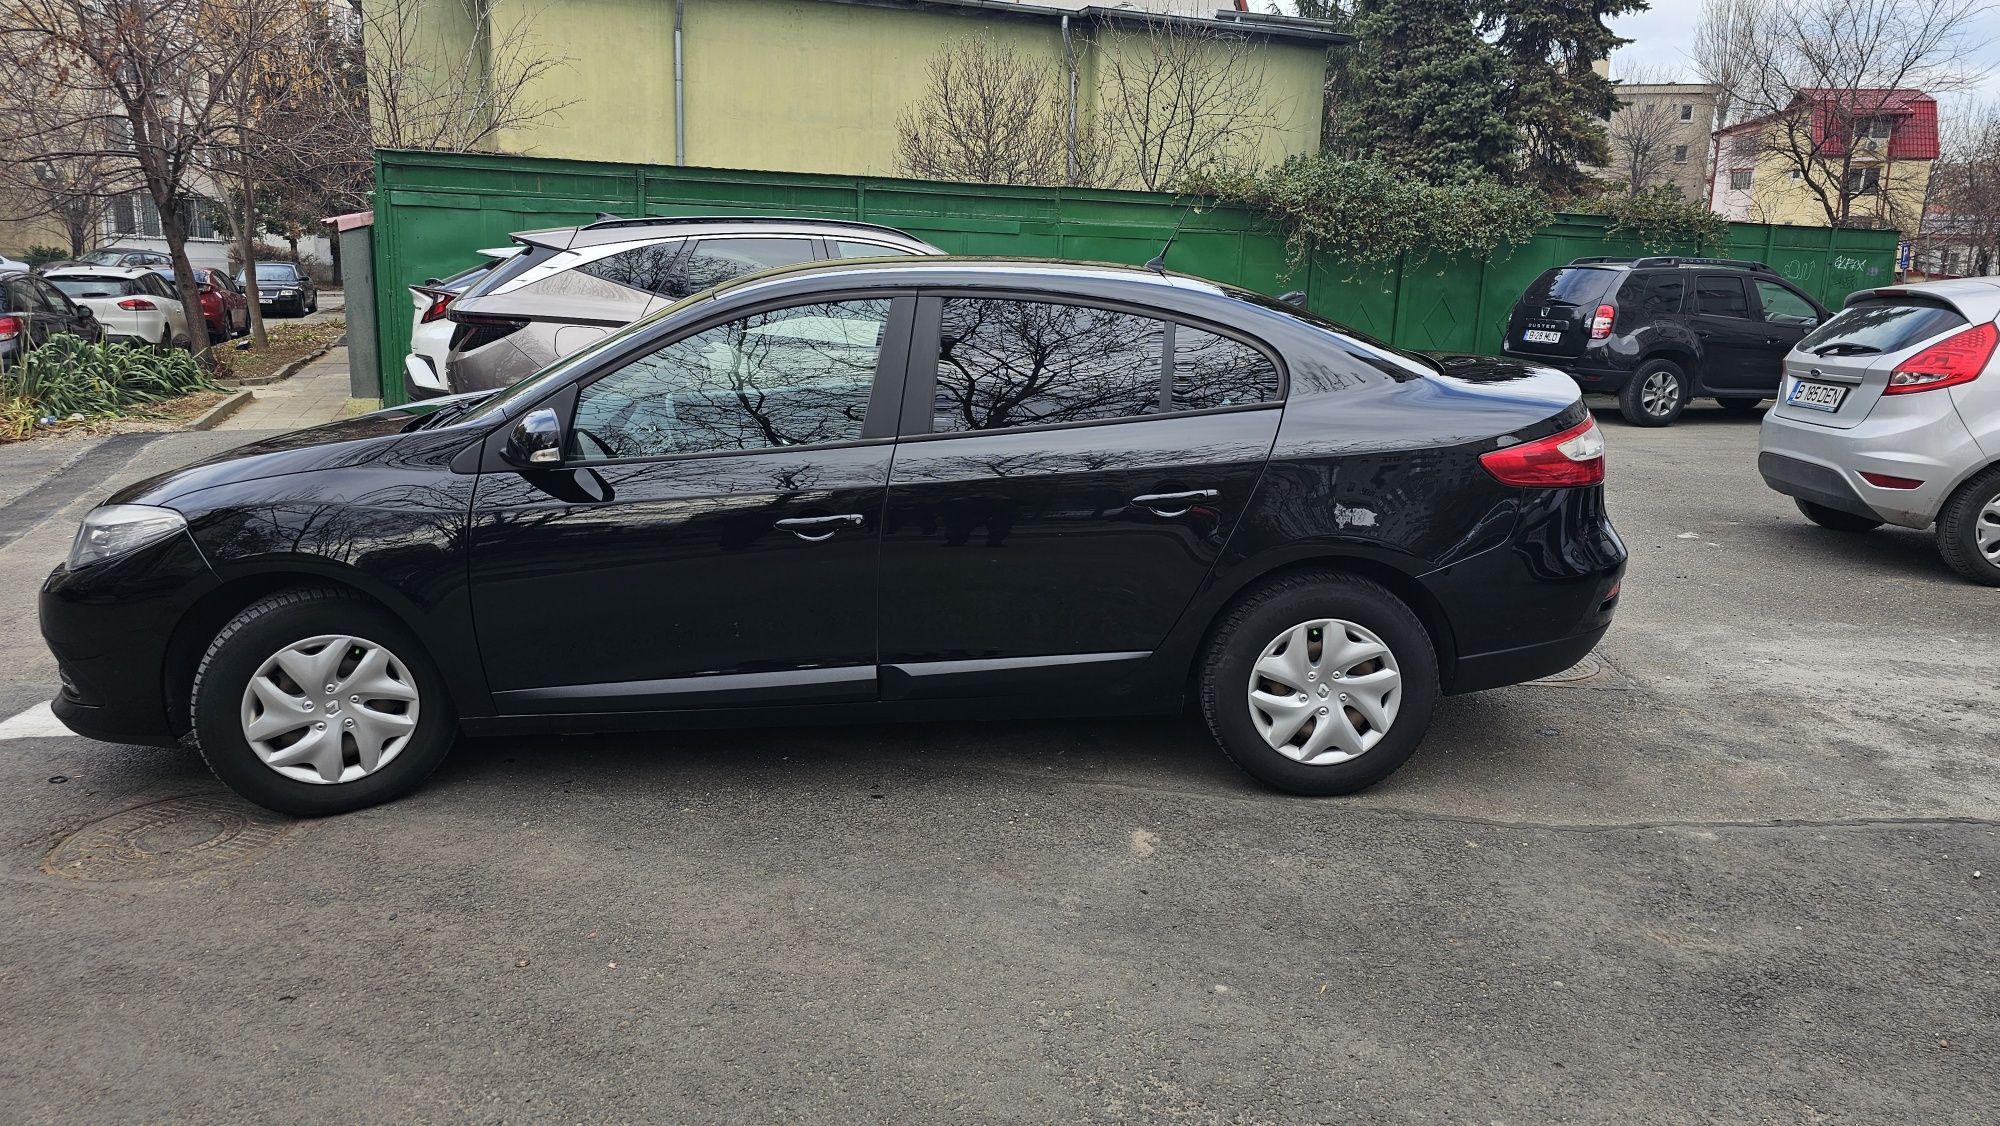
[50,277,134,299]
[1799,297,1969,357]
[1522,267,1616,306]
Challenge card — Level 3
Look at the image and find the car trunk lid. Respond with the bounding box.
[1772,293,1977,430]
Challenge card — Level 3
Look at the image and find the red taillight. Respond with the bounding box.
[1480,417,1607,487]
[0,314,19,341]
[1589,304,1616,340]
[1884,322,1995,394]
[116,297,157,311]
[416,287,454,324]
[1859,471,1924,490]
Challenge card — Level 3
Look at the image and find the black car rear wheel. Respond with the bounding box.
[1936,466,2000,586]
[1794,498,1883,532]
[1618,359,1688,427]
[189,587,457,815]
[1199,571,1438,796]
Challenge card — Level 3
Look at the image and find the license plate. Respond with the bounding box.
[1523,329,1562,344]
[1787,379,1847,411]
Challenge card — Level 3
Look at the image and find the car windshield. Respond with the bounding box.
[1800,297,1968,356]
[50,277,131,299]
[77,250,125,265]
[457,300,698,426]
[254,263,296,280]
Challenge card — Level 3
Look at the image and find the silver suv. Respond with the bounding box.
[1759,277,2000,584]
[442,216,940,392]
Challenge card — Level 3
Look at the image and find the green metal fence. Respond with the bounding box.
[370,148,1901,407]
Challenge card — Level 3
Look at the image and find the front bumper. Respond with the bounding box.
[39,531,218,746]
[1758,398,1983,529]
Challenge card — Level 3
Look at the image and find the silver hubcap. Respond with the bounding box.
[1641,371,1680,415]
[240,635,420,784]
[1978,496,2000,562]
[1245,618,1402,765]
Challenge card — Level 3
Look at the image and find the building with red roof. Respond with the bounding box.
[1708,89,1939,232]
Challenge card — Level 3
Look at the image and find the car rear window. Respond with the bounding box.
[50,277,134,299]
[1799,297,1969,357]
[1523,268,1616,306]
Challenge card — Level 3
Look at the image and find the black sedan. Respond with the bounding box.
[238,261,318,317]
[41,258,1625,815]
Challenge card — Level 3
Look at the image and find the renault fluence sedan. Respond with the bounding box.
[1759,278,2000,584]
[41,258,1625,816]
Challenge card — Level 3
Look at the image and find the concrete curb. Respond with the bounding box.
[222,345,331,388]
[187,389,253,431]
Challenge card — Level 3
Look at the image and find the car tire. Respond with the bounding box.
[1199,570,1439,796]
[189,587,457,816]
[1935,466,2000,586]
[1717,397,1764,415]
[1617,359,1689,427]
[1794,498,1883,532]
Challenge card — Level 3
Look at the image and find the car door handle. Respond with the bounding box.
[1131,489,1219,517]
[774,514,866,542]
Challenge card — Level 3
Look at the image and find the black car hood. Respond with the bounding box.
[107,400,467,507]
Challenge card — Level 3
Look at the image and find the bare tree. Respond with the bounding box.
[1917,100,2000,275]
[897,37,1076,186]
[358,0,574,152]
[0,87,134,255]
[1095,19,1285,192]
[1605,64,1685,197]
[0,0,311,354]
[1695,0,1990,229]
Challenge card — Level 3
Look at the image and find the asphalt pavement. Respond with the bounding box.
[0,401,1992,1123]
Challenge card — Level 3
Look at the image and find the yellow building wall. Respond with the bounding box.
[441,0,1325,182]
[1743,128,1933,231]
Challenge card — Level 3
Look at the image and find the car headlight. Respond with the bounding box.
[69,504,187,569]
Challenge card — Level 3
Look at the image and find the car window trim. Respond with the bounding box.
[900,287,1290,439]
[475,289,919,473]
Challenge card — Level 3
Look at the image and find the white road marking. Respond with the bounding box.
[0,702,74,740]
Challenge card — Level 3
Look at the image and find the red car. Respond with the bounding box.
[154,267,249,340]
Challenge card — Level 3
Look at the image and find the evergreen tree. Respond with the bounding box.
[1490,0,1648,197]
[1342,0,1519,182]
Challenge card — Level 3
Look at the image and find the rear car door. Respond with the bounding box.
[875,292,1283,700]
[1689,274,1768,391]
[467,293,913,714]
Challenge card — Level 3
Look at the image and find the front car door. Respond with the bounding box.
[875,292,1283,701]
[467,293,913,714]
[1751,279,1824,373]
[1688,273,1767,391]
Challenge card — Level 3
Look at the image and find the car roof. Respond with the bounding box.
[510,215,937,252]
[1846,276,2000,319]
[44,266,155,279]
[709,255,1244,305]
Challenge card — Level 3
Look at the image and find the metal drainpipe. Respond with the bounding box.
[674,0,687,166]
[1062,15,1076,185]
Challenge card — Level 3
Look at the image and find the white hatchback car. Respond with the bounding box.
[1759,277,2000,584]
[43,267,192,349]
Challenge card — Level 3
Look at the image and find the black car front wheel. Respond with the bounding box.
[189,587,457,815]
[1618,359,1689,427]
[1199,571,1439,796]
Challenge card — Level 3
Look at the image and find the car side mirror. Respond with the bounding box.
[502,407,564,467]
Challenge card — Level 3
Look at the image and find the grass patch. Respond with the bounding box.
[212,320,346,383]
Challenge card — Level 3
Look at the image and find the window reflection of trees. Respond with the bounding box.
[578,241,689,298]
[1173,328,1279,410]
[935,299,1165,431]
[571,300,888,461]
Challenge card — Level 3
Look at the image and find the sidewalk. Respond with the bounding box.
[219,345,358,431]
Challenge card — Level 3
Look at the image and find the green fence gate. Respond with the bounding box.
[370,148,1900,407]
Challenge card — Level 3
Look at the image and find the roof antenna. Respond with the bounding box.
[1144,203,1197,274]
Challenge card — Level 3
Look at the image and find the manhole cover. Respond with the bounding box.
[43,795,293,881]
[1529,652,1606,686]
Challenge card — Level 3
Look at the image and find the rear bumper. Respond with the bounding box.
[1500,348,1632,392]
[1758,401,1983,529]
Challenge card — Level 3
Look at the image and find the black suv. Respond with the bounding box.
[1502,256,1829,427]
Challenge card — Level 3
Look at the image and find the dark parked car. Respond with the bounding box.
[238,261,318,317]
[1502,256,1830,426]
[156,267,250,339]
[440,215,940,394]
[1,267,103,367]
[41,258,1625,815]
